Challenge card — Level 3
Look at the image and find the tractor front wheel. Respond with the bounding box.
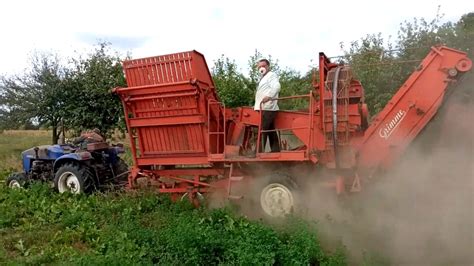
[6,173,28,189]
[54,163,95,194]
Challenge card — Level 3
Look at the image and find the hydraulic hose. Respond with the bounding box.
[332,67,342,169]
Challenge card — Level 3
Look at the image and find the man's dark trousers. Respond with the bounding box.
[260,110,280,152]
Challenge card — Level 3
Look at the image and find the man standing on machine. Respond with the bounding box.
[254,59,281,152]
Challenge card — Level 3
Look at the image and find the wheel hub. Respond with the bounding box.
[260,183,294,218]
[58,171,81,194]
[8,180,21,189]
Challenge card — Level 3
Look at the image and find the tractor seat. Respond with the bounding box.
[86,142,109,151]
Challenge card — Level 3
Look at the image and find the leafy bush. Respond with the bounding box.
[0,183,346,265]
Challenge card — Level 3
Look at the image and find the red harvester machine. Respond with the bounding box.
[114,46,472,217]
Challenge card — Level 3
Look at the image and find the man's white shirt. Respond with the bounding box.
[254,71,281,111]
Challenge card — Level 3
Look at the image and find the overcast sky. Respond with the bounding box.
[0,0,472,75]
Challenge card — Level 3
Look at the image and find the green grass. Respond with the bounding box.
[0,130,51,172]
[0,130,347,265]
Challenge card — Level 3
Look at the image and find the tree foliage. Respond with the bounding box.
[278,69,313,110]
[342,11,473,115]
[0,12,471,143]
[342,34,400,113]
[213,10,472,115]
[212,11,472,116]
[212,50,313,109]
[212,56,252,107]
[62,43,126,135]
[0,53,68,142]
[0,43,126,143]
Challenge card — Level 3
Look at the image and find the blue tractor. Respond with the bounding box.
[5,141,129,194]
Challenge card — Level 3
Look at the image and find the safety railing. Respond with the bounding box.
[207,99,226,155]
[256,91,315,158]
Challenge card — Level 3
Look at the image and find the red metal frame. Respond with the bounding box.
[355,46,472,170]
[256,93,314,156]
[207,99,226,156]
[114,46,472,198]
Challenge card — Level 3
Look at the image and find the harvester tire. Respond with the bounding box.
[6,172,28,189]
[54,163,95,194]
[258,173,298,219]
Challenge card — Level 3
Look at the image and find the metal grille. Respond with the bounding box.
[117,51,220,165]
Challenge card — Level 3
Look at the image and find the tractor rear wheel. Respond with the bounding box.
[54,163,95,194]
[6,172,28,189]
[258,173,299,219]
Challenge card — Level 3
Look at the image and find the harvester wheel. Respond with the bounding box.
[181,191,205,207]
[258,174,298,218]
[6,172,28,189]
[54,163,95,194]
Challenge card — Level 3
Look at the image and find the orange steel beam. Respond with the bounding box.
[129,115,205,127]
[356,46,472,170]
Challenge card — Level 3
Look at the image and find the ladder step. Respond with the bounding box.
[229,176,244,181]
[228,195,243,200]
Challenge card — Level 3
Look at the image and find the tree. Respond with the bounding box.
[342,33,401,114]
[0,42,127,143]
[448,12,474,58]
[212,56,252,107]
[341,11,471,115]
[278,68,313,110]
[62,42,127,136]
[211,50,313,110]
[0,52,68,143]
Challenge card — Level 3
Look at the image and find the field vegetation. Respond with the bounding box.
[0,130,347,265]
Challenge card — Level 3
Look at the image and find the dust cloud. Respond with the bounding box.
[213,72,473,265]
[298,72,474,265]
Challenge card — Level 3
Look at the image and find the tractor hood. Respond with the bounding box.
[21,145,71,160]
[21,144,77,173]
